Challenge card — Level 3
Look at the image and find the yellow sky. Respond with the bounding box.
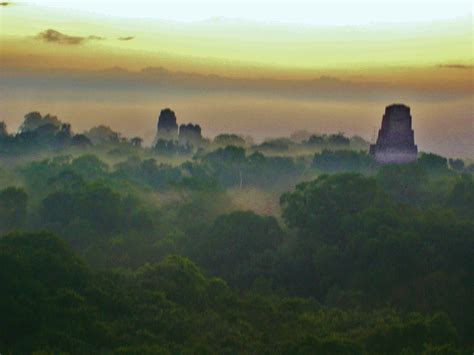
[1,1,472,79]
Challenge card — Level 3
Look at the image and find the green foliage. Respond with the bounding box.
[0,232,94,353]
[313,149,374,172]
[376,163,428,205]
[39,184,159,258]
[0,232,463,354]
[191,211,283,287]
[70,154,108,180]
[137,255,209,307]
[281,173,379,242]
[20,155,72,192]
[418,153,449,174]
[447,174,474,220]
[256,137,293,152]
[214,133,246,147]
[19,112,62,133]
[202,146,302,188]
[279,173,474,345]
[365,313,458,355]
[139,159,182,189]
[154,138,192,155]
[304,133,351,147]
[0,186,28,231]
[0,124,473,353]
[85,124,120,145]
[114,157,187,191]
[206,145,246,163]
[42,182,124,233]
[449,158,465,172]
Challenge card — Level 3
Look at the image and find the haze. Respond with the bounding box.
[1,0,472,157]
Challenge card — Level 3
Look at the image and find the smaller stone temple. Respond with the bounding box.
[370,104,418,164]
[179,123,202,145]
[155,108,178,142]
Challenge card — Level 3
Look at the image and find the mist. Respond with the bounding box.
[1,89,472,158]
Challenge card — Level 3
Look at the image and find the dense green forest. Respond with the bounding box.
[0,113,473,354]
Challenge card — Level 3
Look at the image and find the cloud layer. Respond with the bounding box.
[437,64,473,70]
[34,29,105,45]
[33,29,137,45]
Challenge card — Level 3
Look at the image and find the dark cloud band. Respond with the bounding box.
[437,64,473,70]
[35,29,105,45]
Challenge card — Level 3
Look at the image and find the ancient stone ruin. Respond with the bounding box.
[155,108,178,142]
[370,104,418,164]
[179,123,202,145]
[154,108,202,146]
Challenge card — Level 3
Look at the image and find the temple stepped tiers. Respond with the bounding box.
[155,108,178,142]
[370,104,418,164]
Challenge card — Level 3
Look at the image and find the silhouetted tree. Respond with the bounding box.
[71,134,92,147]
[0,187,28,231]
[418,153,449,173]
[131,136,143,147]
[0,121,8,137]
[85,125,120,145]
[449,158,465,172]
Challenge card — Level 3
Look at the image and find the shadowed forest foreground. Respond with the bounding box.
[0,112,473,354]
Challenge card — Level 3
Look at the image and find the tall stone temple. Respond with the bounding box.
[370,104,418,164]
[155,108,178,143]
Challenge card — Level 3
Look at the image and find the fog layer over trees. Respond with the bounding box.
[0,112,473,353]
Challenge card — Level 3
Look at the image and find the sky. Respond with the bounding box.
[0,0,473,157]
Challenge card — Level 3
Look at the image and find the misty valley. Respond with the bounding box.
[0,107,472,354]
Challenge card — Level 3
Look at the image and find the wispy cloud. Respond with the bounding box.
[88,35,105,41]
[118,36,135,41]
[437,64,473,70]
[34,29,105,45]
